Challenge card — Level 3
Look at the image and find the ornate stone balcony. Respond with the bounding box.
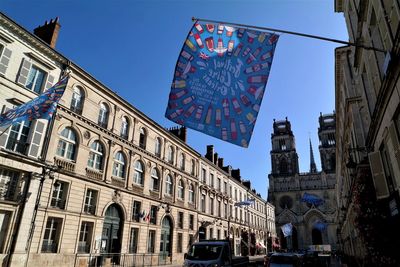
[86,168,103,180]
[54,157,75,173]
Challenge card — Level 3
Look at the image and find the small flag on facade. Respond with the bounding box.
[234,198,255,207]
[140,211,145,219]
[145,211,151,222]
[281,223,293,237]
[0,76,69,127]
[165,22,279,147]
[313,220,327,231]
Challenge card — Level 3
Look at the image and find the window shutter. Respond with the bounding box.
[27,119,47,158]
[45,74,55,91]
[0,48,12,76]
[388,123,400,188]
[368,151,390,199]
[0,106,11,148]
[17,58,32,86]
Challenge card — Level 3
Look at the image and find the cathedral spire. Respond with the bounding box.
[310,138,317,173]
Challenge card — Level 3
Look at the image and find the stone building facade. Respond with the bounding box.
[0,12,275,267]
[335,0,400,265]
[268,116,338,251]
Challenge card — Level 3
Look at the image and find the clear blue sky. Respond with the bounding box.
[1,0,347,199]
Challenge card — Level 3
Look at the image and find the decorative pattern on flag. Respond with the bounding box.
[166,23,279,147]
[301,192,324,206]
[281,222,293,237]
[0,77,69,127]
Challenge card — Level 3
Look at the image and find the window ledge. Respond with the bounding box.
[0,32,13,43]
[111,176,125,187]
[24,52,56,70]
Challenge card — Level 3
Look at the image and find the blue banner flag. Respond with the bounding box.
[301,192,324,206]
[234,198,255,207]
[165,22,279,147]
[0,77,68,127]
[281,223,293,237]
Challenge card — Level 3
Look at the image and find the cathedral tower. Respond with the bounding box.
[270,118,299,176]
[318,112,336,173]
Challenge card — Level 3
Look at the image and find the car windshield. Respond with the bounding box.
[186,244,223,261]
[270,255,296,264]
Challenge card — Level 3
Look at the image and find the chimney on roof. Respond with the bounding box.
[205,145,214,162]
[242,180,251,189]
[33,17,61,48]
[168,126,187,142]
[213,153,218,165]
[222,165,232,176]
[218,158,224,168]
[231,168,241,180]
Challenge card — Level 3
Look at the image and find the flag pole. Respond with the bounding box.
[0,125,12,138]
[192,17,386,53]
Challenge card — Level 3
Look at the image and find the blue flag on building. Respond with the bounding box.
[0,76,68,127]
[234,198,255,207]
[165,22,279,147]
[313,221,327,231]
[301,192,324,206]
[281,223,293,237]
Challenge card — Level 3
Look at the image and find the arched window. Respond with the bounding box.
[133,160,144,185]
[151,168,160,191]
[155,137,162,157]
[120,116,129,139]
[98,103,109,128]
[139,128,146,149]
[70,86,84,114]
[87,141,103,170]
[188,184,195,203]
[179,153,185,170]
[165,174,173,196]
[167,146,174,164]
[112,151,125,178]
[177,180,184,199]
[56,127,76,160]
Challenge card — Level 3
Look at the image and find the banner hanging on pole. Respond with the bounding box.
[281,222,293,237]
[0,77,69,127]
[165,22,279,147]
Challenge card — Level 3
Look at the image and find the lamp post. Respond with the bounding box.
[247,205,251,257]
[22,163,59,267]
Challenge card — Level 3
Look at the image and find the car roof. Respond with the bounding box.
[270,253,297,257]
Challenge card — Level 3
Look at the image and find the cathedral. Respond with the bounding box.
[267,113,338,251]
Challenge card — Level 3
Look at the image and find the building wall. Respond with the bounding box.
[0,12,276,267]
[335,0,400,264]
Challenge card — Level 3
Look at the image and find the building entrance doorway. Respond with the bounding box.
[102,204,123,254]
[160,216,173,263]
[312,228,323,245]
